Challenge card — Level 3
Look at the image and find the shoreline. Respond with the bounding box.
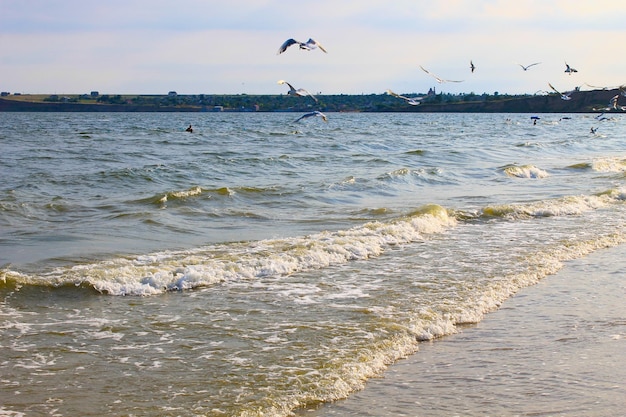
[298,243,626,416]
[1,88,621,113]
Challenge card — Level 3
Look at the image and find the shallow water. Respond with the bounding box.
[1,112,625,416]
[301,243,626,416]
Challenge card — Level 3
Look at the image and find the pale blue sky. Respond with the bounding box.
[1,0,624,95]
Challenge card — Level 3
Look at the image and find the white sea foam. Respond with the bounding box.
[503,164,549,178]
[1,204,456,296]
[592,156,626,173]
[482,189,624,218]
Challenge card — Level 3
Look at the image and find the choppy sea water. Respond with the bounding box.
[1,111,625,416]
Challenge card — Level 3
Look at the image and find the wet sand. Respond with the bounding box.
[298,244,626,416]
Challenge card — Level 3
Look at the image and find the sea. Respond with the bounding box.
[0,111,624,416]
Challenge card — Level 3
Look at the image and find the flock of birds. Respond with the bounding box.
[275,37,626,125]
[276,37,329,123]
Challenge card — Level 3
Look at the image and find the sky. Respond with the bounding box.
[1,0,625,96]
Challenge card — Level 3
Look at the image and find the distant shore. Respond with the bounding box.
[0,89,622,113]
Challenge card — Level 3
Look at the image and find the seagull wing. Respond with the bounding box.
[278,80,296,90]
[419,65,433,77]
[584,83,608,90]
[387,89,408,100]
[387,90,424,105]
[304,38,327,53]
[277,38,298,54]
[420,66,443,83]
[548,83,562,95]
[296,88,318,102]
[420,65,462,83]
[518,62,541,70]
[295,111,327,122]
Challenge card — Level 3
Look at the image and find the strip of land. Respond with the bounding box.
[0,89,622,113]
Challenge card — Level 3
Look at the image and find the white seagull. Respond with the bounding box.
[564,62,578,75]
[277,80,318,102]
[277,38,327,54]
[295,111,328,123]
[517,62,541,71]
[386,89,425,106]
[419,65,463,83]
[609,95,626,111]
[548,83,574,100]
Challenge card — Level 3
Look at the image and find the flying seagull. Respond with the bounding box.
[295,111,328,123]
[564,62,578,75]
[386,89,425,106]
[609,95,626,111]
[517,62,541,71]
[277,38,327,54]
[419,65,463,83]
[470,60,476,73]
[548,83,574,100]
[277,80,318,102]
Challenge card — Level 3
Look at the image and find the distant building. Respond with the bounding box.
[0,92,10,97]
[213,105,224,112]
[90,91,99,97]
[168,91,178,97]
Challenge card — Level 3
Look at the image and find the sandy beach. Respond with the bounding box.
[298,243,626,417]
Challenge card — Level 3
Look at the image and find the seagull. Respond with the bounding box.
[564,62,578,75]
[386,89,425,106]
[277,80,318,102]
[608,94,626,111]
[295,111,328,123]
[548,83,574,100]
[470,60,476,73]
[517,62,541,71]
[419,65,463,83]
[277,38,327,54]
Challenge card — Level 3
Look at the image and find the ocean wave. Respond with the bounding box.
[503,164,549,178]
[591,157,626,173]
[158,185,204,203]
[481,189,624,218]
[0,204,456,296]
[4,188,626,297]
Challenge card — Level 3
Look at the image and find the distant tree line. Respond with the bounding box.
[7,89,619,113]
